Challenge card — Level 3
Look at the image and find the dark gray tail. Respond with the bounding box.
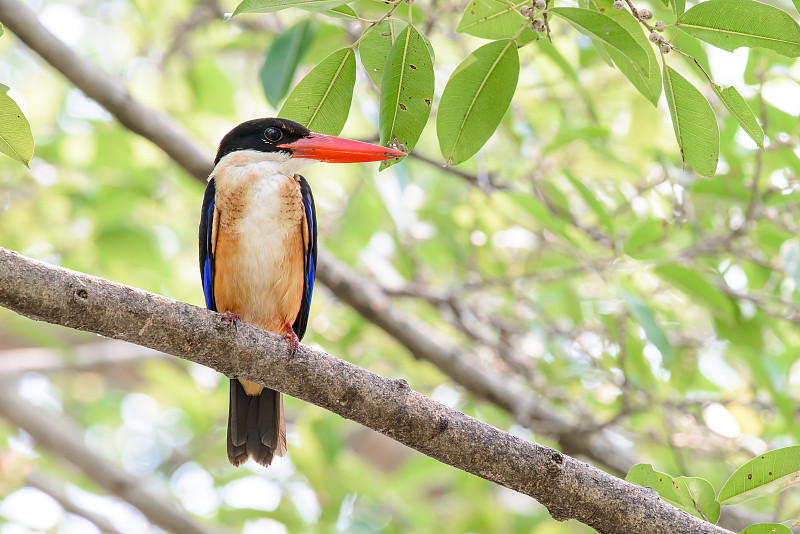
[227,379,286,467]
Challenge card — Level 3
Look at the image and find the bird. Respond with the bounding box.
[199,118,406,467]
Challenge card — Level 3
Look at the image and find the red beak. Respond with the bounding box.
[278,133,407,163]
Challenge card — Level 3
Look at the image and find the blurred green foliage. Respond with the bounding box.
[0,0,799,533]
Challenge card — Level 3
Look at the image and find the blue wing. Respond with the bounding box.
[292,176,317,341]
[199,178,217,312]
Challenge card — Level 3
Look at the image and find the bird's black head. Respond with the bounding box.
[214,118,311,166]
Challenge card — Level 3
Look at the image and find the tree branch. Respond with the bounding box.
[0,4,761,530]
[317,253,638,474]
[0,0,211,180]
[25,472,128,534]
[0,247,734,534]
[0,340,164,376]
[0,374,219,534]
[0,0,637,477]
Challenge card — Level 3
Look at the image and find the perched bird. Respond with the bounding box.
[199,118,405,467]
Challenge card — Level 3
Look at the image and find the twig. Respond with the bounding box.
[408,150,508,191]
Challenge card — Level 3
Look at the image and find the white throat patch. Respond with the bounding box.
[215,149,320,178]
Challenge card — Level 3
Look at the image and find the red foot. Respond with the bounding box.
[282,323,300,358]
[222,310,242,331]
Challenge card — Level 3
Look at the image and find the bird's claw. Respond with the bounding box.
[222,311,242,331]
[283,324,300,358]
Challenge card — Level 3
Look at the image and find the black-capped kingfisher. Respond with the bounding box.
[199,118,405,467]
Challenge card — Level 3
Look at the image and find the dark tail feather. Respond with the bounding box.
[227,379,286,467]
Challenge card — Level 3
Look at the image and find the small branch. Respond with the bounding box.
[623,0,656,32]
[0,247,733,534]
[408,150,509,192]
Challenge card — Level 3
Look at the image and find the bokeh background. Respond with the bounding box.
[1,0,799,532]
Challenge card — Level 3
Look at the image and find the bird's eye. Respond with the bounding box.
[264,128,283,143]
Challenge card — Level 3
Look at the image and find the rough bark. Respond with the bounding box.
[317,253,639,475]
[0,247,734,534]
[0,0,640,478]
[0,1,761,529]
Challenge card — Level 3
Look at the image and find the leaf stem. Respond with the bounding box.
[349,0,405,49]
[623,0,656,32]
[511,20,530,41]
[543,0,552,41]
[667,43,716,87]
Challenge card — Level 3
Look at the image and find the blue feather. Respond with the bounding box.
[303,194,315,306]
[202,199,216,311]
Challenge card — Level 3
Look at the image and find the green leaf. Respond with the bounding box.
[740,524,793,534]
[319,4,358,18]
[794,0,800,15]
[232,0,349,15]
[673,0,686,17]
[782,239,800,292]
[677,477,722,523]
[0,91,34,167]
[551,8,650,74]
[711,85,764,149]
[0,23,4,38]
[626,464,721,522]
[188,58,235,114]
[655,264,735,323]
[378,25,434,170]
[623,290,675,365]
[457,0,529,39]
[719,446,800,505]
[676,0,800,57]
[622,321,656,387]
[260,21,317,107]
[625,219,663,252]
[360,20,408,89]
[592,0,661,105]
[739,348,794,423]
[507,193,578,245]
[714,313,764,350]
[662,66,719,176]
[564,172,615,235]
[278,47,356,135]
[437,39,519,165]
[537,40,579,82]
